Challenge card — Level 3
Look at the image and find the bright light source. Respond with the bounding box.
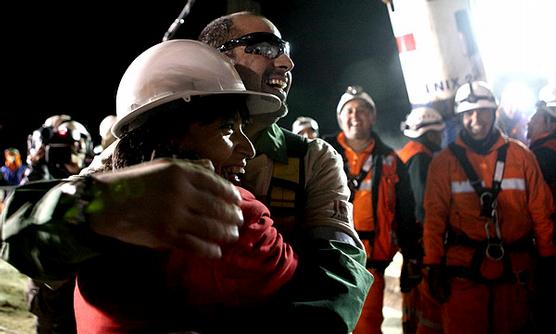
[470,0,556,82]
[499,81,536,119]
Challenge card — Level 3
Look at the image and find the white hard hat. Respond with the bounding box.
[58,120,92,143]
[454,81,498,114]
[44,115,72,129]
[113,39,282,138]
[99,115,117,139]
[401,107,445,138]
[292,116,319,135]
[538,84,556,118]
[337,85,376,115]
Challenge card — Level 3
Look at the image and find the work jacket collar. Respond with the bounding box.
[529,131,556,149]
[415,136,440,153]
[253,123,288,164]
[457,129,506,155]
[337,131,375,156]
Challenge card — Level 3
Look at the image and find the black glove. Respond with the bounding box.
[426,265,451,304]
[400,258,422,293]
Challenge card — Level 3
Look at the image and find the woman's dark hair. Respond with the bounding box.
[113,94,249,169]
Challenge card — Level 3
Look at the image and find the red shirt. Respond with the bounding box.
[74,186,298,333]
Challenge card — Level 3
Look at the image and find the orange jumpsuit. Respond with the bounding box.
[529,130,556,331]
[328,132,418,334]
[529,131,556,200]
[398,140,442,334]
[424,134,556,334]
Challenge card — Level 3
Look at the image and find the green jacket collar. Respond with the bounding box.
[253,123,288,164]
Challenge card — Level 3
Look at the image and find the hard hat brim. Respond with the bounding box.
[403,123,446,138]
[112,89,281,138]
[455,100,498,114]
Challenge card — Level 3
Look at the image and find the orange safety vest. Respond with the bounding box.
[424,135,556,279]
[397,140,432,165]
[334,132,400,265]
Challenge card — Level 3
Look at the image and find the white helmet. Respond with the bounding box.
[292,116,319,135]
[538,83,556,118]
[401,107,445,138]
[337,85,376,115]
[44,114,72,129]
[454,81,498,114]
[99,115,117,139]
[98,115,117,149]
[27,116,93,172]
[113,39,282,138]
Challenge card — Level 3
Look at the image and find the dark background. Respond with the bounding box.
[0,0,410,156]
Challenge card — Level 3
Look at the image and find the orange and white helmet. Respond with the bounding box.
[454,81,498,114]
[113,39,282,138]
[401,107,445,138]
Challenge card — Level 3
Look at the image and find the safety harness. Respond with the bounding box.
[447,142,533,284]
[327,135,397,271]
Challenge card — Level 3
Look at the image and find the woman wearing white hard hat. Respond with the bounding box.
[73,40,298,333]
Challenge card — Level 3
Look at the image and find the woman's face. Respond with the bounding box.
[181,111,255,184]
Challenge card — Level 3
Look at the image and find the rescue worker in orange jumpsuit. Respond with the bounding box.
[423,81,556,334]
[324,85,420,334]
[527,85,556,332]
[398,107,445,334]
[528,86,556,199]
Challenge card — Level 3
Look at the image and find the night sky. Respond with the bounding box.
[1,0,410,156]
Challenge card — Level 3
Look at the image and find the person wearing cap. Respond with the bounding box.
[527,84,556,332]
[398,107,445,334]
[423,81,556,334]
[291,116,319,139]
[323,85,419,334]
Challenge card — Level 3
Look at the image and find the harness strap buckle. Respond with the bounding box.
[479,191,495,217]
[348,177,359,190]
[485,242,505,261]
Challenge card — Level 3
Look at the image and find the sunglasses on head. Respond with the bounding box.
[217,32,290,60]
